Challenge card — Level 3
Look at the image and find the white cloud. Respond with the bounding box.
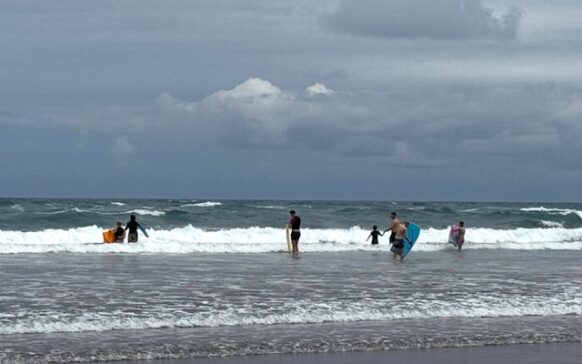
[306,83,335,96]
[193,78,296,146]
[213,78,288,100]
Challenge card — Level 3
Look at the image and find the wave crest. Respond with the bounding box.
[1,225,582,254]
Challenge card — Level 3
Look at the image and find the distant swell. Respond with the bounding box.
[521,207,582,220]
[181,201,222,207]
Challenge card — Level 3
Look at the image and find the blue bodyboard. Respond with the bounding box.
[402,223,421,258]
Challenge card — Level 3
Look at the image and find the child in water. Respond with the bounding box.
[366,225,383,245]
[113,221,125,243]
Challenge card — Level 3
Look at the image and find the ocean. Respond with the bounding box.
[1,198,581,363]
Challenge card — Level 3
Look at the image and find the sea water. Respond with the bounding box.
[0,199,581,362]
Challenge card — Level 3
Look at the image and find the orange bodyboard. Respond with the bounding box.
[102,229,116,244]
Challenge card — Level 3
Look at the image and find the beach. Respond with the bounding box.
[116,343,582,364]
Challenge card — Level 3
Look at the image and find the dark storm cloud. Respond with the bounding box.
[327,0,521,40]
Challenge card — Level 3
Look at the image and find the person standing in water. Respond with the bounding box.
[457,221,466,251]
[288,210,301,253]
[390,222,408,260]
[366,225,383,245]
[125,214,149,243]
[383,211,401,244]
[113,221,125,243]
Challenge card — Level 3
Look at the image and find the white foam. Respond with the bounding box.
[2,294,581,335]
[123,209,166,216]
[42,208,83,215]
[1,225,582,254]
[521,206,582,220]
[252,205,285,210]
[10,204,24,211]
[110,202,126,206]
[540,220,564,228]
[39,207,164,216]
[181,202,222,207]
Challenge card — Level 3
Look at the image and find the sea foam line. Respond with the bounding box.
[521,207,582,220]
[0,225,582,254]
[2,295,581,335]
[181,201,222,207]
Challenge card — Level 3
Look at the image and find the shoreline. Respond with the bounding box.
[100,342,582,364]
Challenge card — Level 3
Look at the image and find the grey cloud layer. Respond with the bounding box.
[327,0,521,40]
[45,78,582,173]
[2,0,582,200]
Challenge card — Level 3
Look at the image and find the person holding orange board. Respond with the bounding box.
[113,221,125,243]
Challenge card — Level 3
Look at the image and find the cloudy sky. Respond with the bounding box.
[1,0,581,201]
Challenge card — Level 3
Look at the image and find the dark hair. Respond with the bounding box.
[459,221,464,227]
[372,225,377,230]
[390,211,397,216]
[289,210,296,215]
[130,214,136,221]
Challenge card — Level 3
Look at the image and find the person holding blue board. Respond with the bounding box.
[389,222,407,260]
[384,215,421,260]
[383,211,401,244]
[401,221,421,259]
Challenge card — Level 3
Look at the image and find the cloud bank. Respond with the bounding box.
[42,78,582,173]
[327,0,522,40]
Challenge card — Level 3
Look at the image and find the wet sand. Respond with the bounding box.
[104,342,582,364]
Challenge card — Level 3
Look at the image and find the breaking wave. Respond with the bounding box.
[2,294,581,335]
[1,225,581,254]
[181,201,222,207]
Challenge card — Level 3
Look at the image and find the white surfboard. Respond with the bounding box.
[285,224,292,253]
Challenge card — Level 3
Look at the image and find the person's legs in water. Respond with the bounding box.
[128,232,138,243]
[290,231,301,253]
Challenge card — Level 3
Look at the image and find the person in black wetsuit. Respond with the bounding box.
[366,225,383,245]
[288,210,301,253]
[125,214,149,243]
[113,221,125,243]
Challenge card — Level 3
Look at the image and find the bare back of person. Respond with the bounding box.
[394,223,406,240]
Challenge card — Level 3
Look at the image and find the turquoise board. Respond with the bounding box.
[402,223,421,258]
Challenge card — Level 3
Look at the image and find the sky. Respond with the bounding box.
[1,0,581,202]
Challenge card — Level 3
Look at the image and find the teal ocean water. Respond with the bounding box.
[1,199,581,363]
[1,198,581,253]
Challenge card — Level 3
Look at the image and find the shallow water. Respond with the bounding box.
[1,250,581,363]
[2,199,582,362]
